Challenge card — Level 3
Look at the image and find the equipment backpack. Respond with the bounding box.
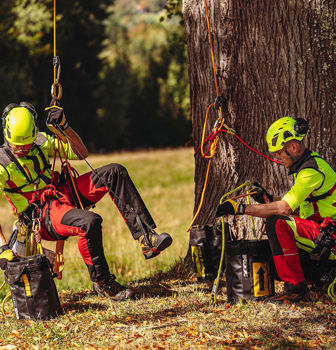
[225,239,275,303]
[4,254,62,320]
[189,223,226,280]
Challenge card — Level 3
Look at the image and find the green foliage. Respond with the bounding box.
[97,0,190,150]
[0,0,190,150]
[0,1,35,108]
[13,0,52,53]
[160,0,183,24]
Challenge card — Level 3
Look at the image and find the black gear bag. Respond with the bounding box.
[189,223,227,281]
[4,254,62,320]
[225,239,275,304]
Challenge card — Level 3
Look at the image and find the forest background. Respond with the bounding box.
[0,0,190,152]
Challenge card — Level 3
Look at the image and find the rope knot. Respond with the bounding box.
[40,185,57,204]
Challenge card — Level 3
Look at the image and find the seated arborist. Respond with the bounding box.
[0,102,172,300]
[216,116,336,303]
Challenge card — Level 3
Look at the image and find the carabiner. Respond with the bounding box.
[213,119,220,130]
[32,218,41,243]
[51,82,62,100]
[53,56,61,83]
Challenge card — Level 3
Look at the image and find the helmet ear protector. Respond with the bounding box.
[294,118,309,135]
[267,116,309,153]
[2,102,38,127]
[281,118,309,141]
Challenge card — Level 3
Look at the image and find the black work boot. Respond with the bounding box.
[93,275,135,301]
[138,230,173,260]
[264,281,309,304]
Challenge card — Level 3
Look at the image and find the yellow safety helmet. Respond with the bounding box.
[3,105,37,145]
[266,116,308,153]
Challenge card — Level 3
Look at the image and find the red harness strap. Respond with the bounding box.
[309,182,336,223]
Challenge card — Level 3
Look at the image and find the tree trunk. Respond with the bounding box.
[183,0,336,235]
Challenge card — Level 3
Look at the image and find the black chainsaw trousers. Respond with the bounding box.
[39,163,156,282]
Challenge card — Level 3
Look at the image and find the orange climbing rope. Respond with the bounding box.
[187,0,227,231]
[46,0,85,278]
[51,0,62,101]
[187,0,283,232]
[204,0,219,95]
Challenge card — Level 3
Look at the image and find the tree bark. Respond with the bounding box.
[183,0,336,235]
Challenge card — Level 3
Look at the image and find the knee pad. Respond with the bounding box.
[75,211,103,236]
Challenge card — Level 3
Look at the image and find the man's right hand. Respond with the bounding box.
[249,183,273,204]
[0,245,16,270]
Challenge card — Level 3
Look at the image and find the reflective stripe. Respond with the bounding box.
[22,274,31,297]
[286,217,336,260]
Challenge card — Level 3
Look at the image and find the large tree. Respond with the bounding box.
[183,0,336,231]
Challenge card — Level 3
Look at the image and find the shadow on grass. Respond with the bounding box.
[61,301,107,313]
[60,288,108,313]
[131,259,226,298]
[133,259,192,283]
[58,260,226,314]
[109,300,211,326]
[133,282,176,298]
[247,317,335,349]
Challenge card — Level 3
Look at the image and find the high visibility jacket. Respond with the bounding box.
[282,149,336,221]
[0,132,78,214]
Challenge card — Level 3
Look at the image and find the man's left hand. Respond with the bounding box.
[45,105,69,130]
[215,199,246,217]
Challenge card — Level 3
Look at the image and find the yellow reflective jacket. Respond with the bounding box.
[282,150,336,221]
[0,132,78,214]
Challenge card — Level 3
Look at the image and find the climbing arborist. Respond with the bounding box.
[216,116,336,303]
[0,102,172,301]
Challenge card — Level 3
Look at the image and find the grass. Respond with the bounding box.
[0,147,336,349]
[0,263,335,349]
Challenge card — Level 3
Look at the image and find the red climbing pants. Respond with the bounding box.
[35,163,155,282]
[265,215,321,286]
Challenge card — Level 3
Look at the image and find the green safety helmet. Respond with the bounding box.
[266,116,308,153]
[3,106,37,145]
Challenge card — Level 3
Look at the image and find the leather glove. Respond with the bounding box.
[45,105,69,130]
[215,199,246,217]
[249,182,273,204]
[0,244,16,270]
